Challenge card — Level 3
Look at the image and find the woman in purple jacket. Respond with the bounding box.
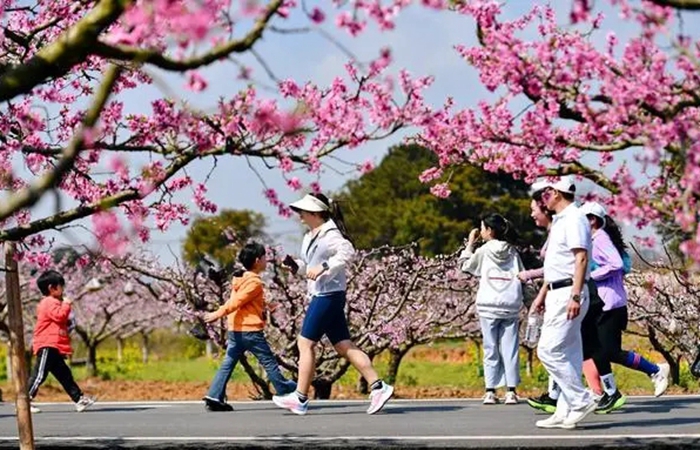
[580,202,670,406]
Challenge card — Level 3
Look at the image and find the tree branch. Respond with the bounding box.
[0,0,128,102]
[0,64,123,224]
[649,0,700,9]
[92,0,282,71]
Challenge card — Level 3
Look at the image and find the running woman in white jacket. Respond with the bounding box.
[272,193,394,416]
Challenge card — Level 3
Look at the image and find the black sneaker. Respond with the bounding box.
[203,397,233,412]
[595,390,626,414]
[526,392,557,413]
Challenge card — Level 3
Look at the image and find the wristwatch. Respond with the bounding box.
[571,294,581,303]
[321,262,329,272]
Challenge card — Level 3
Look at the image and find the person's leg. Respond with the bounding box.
[246,331,296,395]
[594,309,623,397]
[537,287,594,427]
[581,286,605,395]
[27,348,51,401]
[500,317,520,402]
[47,350,84,403]
[479,317,505,398]
[205,332,243,405]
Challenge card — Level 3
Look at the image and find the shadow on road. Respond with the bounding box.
[584,416,700,430]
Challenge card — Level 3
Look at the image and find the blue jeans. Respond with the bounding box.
[206,331,296,402]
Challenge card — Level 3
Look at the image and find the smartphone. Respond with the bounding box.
[282,255,299,274]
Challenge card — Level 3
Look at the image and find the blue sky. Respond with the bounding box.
[24,1,699,264]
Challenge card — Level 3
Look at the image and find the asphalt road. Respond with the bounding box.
[0,396,698,449]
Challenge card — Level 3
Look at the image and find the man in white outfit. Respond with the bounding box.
[530,175,599,429]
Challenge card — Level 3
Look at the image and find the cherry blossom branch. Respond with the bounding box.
[0,64,123,224]
[92,0,283,71]
[0,0,127,101]
[650,0,700,9]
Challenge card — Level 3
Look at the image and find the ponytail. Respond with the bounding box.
[482,213,518,244]
[602,214,628,260]
[310,193,354,245]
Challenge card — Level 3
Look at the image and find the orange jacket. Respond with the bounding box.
[213,272,266,332]
[32,296,73,355]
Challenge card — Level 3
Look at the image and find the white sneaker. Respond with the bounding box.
[482,391,498,405]
[562,399,598,427]
[75,396,95,412]
[536,414,574,429]
[272,392,309,416]
[30,404,41,414]
[367,383,394,415]
[651,363,670,397]
[504,391,518,405]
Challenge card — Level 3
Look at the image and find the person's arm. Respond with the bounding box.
[206,278,262,322]
[324,232,355,275]
[518,267,544,282]
[43,298,72,323]
[590,233,623,281]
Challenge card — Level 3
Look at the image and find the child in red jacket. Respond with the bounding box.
[28,270,95,413]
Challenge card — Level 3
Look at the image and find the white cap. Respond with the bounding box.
[289,194,329,213]
[579,201,607,219]
[530,175,576,195]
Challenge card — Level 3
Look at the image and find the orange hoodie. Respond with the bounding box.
[213,271,266,332]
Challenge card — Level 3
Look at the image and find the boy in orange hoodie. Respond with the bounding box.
[202,242,296,411]
[28,270,95,413]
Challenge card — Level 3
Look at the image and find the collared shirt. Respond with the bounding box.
[590,229,627,311]
[295,219,355,296]
[543,203,591,283]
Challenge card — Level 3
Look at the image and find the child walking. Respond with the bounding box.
[460,213,524,405]
[203,242,297,412]
[28,270,96,413]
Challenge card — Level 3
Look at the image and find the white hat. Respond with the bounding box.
[579,201,607,219]
[531,175,576,195]
[289,194,329,213]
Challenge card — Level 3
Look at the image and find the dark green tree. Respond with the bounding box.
[182,209,268,271]
[336,144,542,257]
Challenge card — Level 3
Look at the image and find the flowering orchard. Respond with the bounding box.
[415,0,700,266]
[0,0,444,261]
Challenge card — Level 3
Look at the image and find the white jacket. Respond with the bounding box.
[294,220,355,296]
[459,240,525,319]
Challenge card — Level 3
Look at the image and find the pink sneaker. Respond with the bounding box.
[367,383,394,414]
[272,392,308,415]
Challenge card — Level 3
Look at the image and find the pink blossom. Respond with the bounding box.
[309,7,325,23]
[186,72,208,92]
[430,183,451,199]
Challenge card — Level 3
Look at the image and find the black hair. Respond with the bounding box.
[237,241,267,270]
[37,270,65,296]
[561,192,575,202]
[482,213,518,244]
[590,215,628,258]
[531,190,554,220]
[310,193,354,245]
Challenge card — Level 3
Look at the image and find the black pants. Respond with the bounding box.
[592,306,630,376]
[28,347,83,402]
[581,280,604,361]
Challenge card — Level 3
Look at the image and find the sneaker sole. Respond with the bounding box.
[595,395,627,414]
[367,385,394,415]
[536,421,576,430]
[272,397,307,416]
[654,365,670,397]
[563,401,598,426]
[526,400,556,413]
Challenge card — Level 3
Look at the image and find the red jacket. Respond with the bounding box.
[32,296,73,355]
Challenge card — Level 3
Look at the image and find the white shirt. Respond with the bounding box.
[295,219,355,296]
[543,203,591,283]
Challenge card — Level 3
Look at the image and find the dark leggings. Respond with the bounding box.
[592,306,630,376]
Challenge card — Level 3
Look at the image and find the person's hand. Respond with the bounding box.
[468,228,480,243]
[517,272,527,282]
[530,294,545,314]
[63,297,73,305]
[203,312,219,323]
[306,265,326,280]
[566,300,581,320]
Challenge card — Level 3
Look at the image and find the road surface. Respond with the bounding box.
[0,396,698,449]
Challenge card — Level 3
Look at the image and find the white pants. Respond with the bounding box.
[479,316,520,389]
[537,285,593,415]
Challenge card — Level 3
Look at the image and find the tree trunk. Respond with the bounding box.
[312,378,333,399]
[205,340,214,359]
[141,332,150,364]
[6,343,12,383]
[474,339,483,377]
[646,326,679,385]
[86,344,98,377]
[525,347,534,378]
[116,338,124,363]
[385,347,410,386]
[239,354,272,400]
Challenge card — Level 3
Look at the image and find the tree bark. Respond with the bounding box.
[647,326,680,385]
[86,344,98,377]
[5,242,35,449]
[141,332,150,364]
[6,342,12,383]
[116,338,124,363]
[385,347,410,386]
[525,347,534,378]
[205,340,214,359]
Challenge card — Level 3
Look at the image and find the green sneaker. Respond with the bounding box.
[595,390,626,414]
[526,392,557,414]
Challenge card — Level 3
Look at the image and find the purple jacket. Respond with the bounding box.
[590,229,627,311]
